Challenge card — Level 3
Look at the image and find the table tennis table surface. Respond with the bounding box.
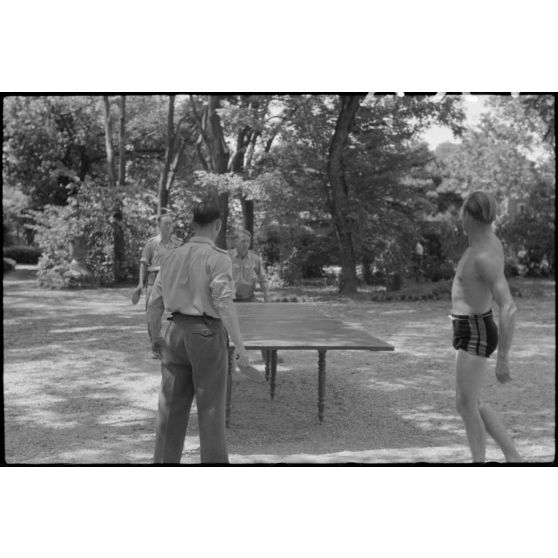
[234,302,394,351]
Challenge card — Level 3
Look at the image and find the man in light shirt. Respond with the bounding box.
[230,229,270,302]
[133,213,182,357]
[147,201,250,464]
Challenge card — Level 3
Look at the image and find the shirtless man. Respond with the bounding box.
[451,191,522,463]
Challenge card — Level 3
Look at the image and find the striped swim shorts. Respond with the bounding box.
[450,309,499,358]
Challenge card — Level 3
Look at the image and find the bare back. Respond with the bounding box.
[452,233,505,314]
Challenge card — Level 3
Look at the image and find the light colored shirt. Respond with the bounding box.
[147,237,235,341]
[231,249,265,300]
[141,234,182,272]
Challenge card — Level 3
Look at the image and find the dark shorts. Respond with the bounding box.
[451,309,499,358]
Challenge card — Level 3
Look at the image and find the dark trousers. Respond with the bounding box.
[153,314,229,464]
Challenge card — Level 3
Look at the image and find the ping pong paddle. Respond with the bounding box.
[236,360,266,382]
[131,287,142,305]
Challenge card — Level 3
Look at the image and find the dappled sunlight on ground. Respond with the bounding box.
[3,270,555,464]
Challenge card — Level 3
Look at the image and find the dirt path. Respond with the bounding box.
[3,267,555,464]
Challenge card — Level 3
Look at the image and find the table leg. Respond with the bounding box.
[264,350,270,382]
[226,346,235,428]
[318,350,327,422]
[270,350,278,400]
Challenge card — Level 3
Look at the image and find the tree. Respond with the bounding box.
[102,96,126,281]
[433,115,541,216]
[326,95,366,293]
[3,96,106,208]
[188,95,232,248]
[488,94,555,151]
[156,95,194,216]
[266,94,466,291]
[191,95,294,245]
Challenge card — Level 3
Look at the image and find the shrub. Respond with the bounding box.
[2,245,42,264]
[258,224,332,285]
[498,179,555,277]
[264,264,285,289]
[30,180,161,288]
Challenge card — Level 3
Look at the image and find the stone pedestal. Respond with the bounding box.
[64,236,92,283]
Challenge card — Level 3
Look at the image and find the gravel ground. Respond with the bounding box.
[3,266,555,464]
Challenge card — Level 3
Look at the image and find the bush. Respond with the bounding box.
[2,245,42,264]
[31,180,161,288]
[498,180,555,277]
[418,221,464,282]
[259,223,337,285]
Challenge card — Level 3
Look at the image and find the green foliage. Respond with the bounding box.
[498,179,555,277]
[194,171,262,200]
[2,245,42,264]
[434,123,539,205]
[3,96,106,208]
[418,220,466,282]
[487,94,555,151]
[431,99,555,279]
[257,221,337,285]
[2,184,34,245]
[7,94,553,293]
[31,204,75,288]
[31,179,160,288]
[265,95,466,285]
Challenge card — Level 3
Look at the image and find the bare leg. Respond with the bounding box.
[479,405,522,462]
[456,350,522,463]
[455,350,487,462]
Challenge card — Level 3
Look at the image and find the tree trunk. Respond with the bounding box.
[231,125,257,245]
[242,198,254,246]
[102,96,116,189]
[158,95,176,215]
[113,95,126,282]
[206,95,230,249]
[102,95,125,282]
[118,96,126,186]
[326,94,365,294]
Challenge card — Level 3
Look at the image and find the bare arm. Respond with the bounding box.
[137,241,152,290]
[476,254,518,383]
[146,271,164,348]
[211,257,250,367]
[216,300,250,366]
[137,262,148,290]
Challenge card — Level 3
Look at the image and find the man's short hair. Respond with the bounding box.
[193,201,221,226]
[236,228,252,240]
[462,191,498,225]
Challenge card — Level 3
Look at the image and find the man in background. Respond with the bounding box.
[133,213,182,357]
[230,229,270,302]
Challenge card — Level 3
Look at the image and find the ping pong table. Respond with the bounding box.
[226,302,394,426]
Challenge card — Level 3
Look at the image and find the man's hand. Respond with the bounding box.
[131,285,143,305]
[495,354,512,384]
[151,338,163,359]
[235,349,250,369]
